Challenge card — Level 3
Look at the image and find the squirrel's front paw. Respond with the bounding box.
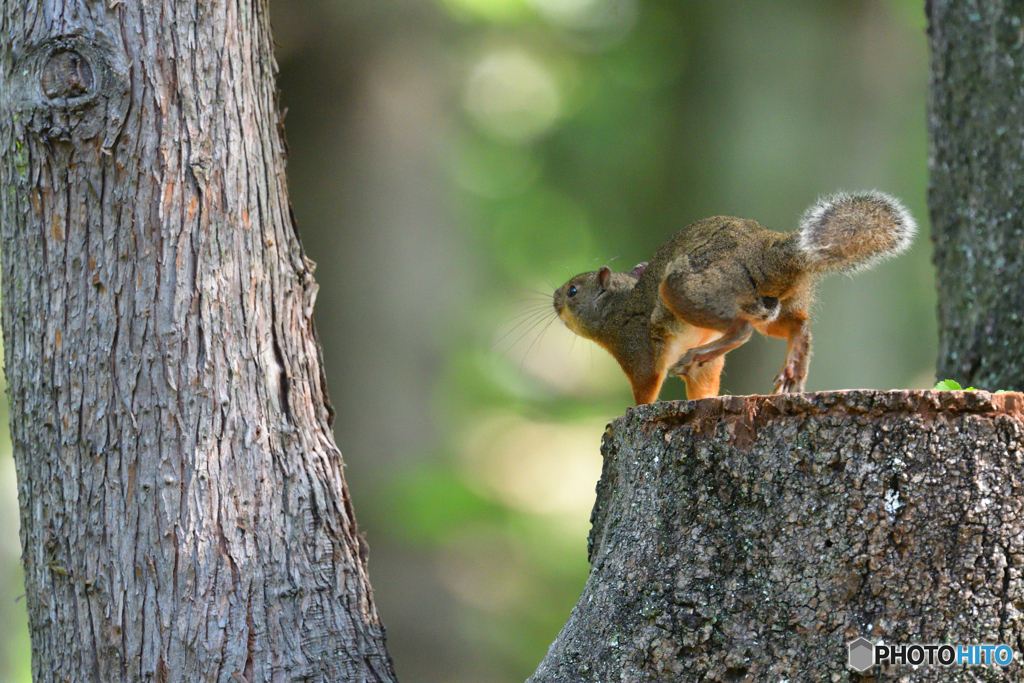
[772,364,806,394]
[670,349,704,378]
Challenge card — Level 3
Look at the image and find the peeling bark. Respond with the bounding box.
[530,391,1024,681]
[929,0,1024,389]
[0,2,395,681]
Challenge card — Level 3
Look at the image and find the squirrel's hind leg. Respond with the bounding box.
[760,311,811,393]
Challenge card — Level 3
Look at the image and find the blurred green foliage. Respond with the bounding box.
[0,351,29,683]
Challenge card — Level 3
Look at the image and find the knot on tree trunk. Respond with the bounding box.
[8,28,129,146]
[531,390,1024,682]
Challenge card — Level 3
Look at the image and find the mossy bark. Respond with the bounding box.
[928,1,1024,390]
[530,391,1024,681]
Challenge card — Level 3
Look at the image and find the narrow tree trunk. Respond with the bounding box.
[530,391,1024,681]
[0,2,395,681]
[928,0,1024,389]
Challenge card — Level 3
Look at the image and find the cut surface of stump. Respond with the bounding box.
[530,390,1024,682]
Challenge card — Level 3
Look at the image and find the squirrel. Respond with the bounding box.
[552,191,916,405]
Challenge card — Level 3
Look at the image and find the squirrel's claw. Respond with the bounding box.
[669,360,693,379]
[771,372,793,394]
[669,349,704,378]
[771,364,806,394]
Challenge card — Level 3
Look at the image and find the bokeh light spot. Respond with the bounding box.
[527,0,638,49]
[464,49,562,144]
[460,413,604,519]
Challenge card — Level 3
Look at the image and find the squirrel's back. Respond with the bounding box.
[637,192,915,330]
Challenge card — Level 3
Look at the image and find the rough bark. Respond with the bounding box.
[0,2,395,681]
[928,0,1024,389]
[530,391,1024,681]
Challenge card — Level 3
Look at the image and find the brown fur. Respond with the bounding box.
[553,194,914,404]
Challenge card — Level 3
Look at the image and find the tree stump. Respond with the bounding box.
[529,391,1024,682]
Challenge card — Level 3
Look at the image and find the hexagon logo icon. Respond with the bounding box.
[848,637,875,673]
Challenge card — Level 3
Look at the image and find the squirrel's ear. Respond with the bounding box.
[597,266,612,289]
[629,261,648,279]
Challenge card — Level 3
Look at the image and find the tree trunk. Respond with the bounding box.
[0,2,395,681]
[928,0,1024,389]
[530,391,1024,681]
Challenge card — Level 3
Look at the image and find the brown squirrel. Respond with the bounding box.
[553,192,916,404]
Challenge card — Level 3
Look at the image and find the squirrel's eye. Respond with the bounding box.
[567,285,578,298]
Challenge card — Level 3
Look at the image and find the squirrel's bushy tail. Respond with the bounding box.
[795,191,916,274]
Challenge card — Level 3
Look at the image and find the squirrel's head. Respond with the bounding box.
[553,264,645,340]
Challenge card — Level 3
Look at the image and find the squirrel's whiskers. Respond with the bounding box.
[490,293,560,366]
[518,312,560,375]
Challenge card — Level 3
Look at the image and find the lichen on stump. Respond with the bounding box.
[529,390,1024,682]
